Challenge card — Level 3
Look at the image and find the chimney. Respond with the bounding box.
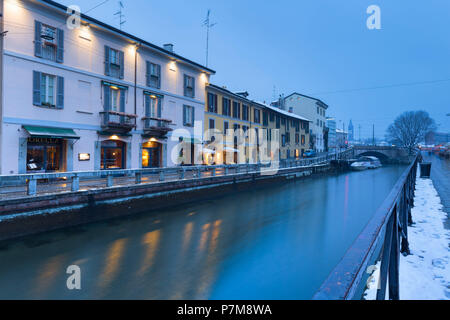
[163,43,174,52]
[235,91,249,98]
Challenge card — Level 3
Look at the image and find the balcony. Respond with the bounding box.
[142,117,173,138]
[100,111,137,134]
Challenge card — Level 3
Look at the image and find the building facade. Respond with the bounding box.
[204,84,264,164]
[1,0,214,175]
[282,93,328,153]
[348,119,354,142]
[326,118,337,152]
[336,129,348,149]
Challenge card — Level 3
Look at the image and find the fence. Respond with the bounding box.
[0,154,336,198]
[313,155,419,300]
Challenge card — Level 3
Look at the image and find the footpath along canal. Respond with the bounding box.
[0,165,406,299]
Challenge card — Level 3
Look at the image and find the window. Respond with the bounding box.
[269,112,275,122]
[295,134,300,144]
[222,97,231,116]
[147,62,161,89]
[286,118,290,131]
[301,135,306,145]
[317,119,320,126]
[282,135,286,147]
[263,111,269,126]
[281,117,286,126]
[207,93,218,113]
[144,93,161,119]
[101,140,125,170]
[295,121,300,132]
[224,121,229,134]
[242,105,249,121]
[276,115,280,129]
[105,46,124,79]
[184,75,195,98]
[317,107,320,114]
[254,109,261,124]
[34,21,64,63]
[209,118,215,129]
[103,82,127,123]
[233,101,241,119]
[111,88,121,112]
[286,132,290,143]
[33,71,64,109]
[183,105,195,127]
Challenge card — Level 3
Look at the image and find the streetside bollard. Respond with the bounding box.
[224,166,229,176]
[106,174,114,188]
[159,170,165,182]
[71,175,80,192]
[135,172,142,184]
[179,168,185,180]
[27,178,37,196]
[197,168,202,179]
[211,167,216,177]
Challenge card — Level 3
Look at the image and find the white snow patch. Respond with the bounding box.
[364,173,450,300]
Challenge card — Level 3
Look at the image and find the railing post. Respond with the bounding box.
[224,166,229,176]
[388,206,400,300]
[211,167,216,177]
[197,168,202,178]
[159,170,165,182]
[27,178,37,196]
[376,212,395,300]
[71,175,80,192]
[135,172,142,184]
[179,168,185,180]
[106,174,114,187]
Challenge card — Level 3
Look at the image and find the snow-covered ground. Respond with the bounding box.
[365,172,450,300]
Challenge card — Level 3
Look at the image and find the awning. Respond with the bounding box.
[203,148,215,154]
[24,126,80,140]
[224,147,239,153]
[180,137,202,144]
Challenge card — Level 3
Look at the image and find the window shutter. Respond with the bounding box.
[120,89,126,112]
[183,105,187,126]
[119,50,125,79]
[56,28,64,63]
[34,21,43,58]
[183,75,187,97]
[103,85,111,111]
[104,46,111,76]
[144,94,150,116]
[56,76,64,109]
[32,71,41,106]
[157,98,162,118]
[146,61,150,87]
[157,64,161,89]
[191,106,195,125]
[191,76,195,98]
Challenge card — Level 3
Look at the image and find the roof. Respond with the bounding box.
[257,102,312,123]
[284,92,329,109]
[37,0,215,74]
[207,84,254,103]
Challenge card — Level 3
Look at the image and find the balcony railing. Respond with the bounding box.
[100,111,137,134]
[142,117,173,138]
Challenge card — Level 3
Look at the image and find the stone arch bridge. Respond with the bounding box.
[340,146,413,164]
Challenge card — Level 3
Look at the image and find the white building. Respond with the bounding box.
[0,0,215,175]
[282,93,328,153]
[326,117,337,152]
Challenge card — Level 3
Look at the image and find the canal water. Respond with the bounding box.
[0,165,406,300]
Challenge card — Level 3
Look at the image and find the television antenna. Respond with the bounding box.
[114,1,126,30]
[203,9,217,67]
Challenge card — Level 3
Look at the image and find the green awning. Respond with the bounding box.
[180,137,202,144]
[24,126,80,140]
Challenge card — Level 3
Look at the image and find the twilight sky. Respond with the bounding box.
[58,0,450,139]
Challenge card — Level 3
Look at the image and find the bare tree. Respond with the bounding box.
[386,111,436,151]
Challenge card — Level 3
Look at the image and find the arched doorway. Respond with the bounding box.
[101,140,126,170]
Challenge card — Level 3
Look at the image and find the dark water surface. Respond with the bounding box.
[0,166,407,300]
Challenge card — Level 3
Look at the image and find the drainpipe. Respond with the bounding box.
[134,43,141,126]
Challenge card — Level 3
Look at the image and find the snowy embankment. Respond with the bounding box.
[365,172,450,300]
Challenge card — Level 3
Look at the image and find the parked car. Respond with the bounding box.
[304,150,317,158]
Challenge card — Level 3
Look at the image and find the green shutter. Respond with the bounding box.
[183,105,187,126]
[191,106,195,125]
[104,45,111,76]
[157,64,161,89]
[56,28,64,63]
[120,89,126,112]
[56,76,64,109]
[119,50,125,79]
[33,71,41,106]
[34,21,42,58]
[103,85,111,111]
[146,61,150,87]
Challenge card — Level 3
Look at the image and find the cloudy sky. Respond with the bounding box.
[58,0,450,139]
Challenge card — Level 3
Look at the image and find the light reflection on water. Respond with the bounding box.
[0,166,406,300]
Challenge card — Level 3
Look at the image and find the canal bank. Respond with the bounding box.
[0,165,406,299]
[0,163,328,242]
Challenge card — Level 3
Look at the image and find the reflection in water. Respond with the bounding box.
[0,166,407,299]
[137,230,161,277]
[98,239,128,295]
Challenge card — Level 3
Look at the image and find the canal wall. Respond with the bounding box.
[0,164,329,242]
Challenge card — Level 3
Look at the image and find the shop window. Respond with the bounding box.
[26,138,63,172]
[101,140,125,170]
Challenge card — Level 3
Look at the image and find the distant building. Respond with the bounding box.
[336,129,348,148]
[425,132,450,145]
[348,120,354,142]
[326,118,337,152]
[281,93,329,153]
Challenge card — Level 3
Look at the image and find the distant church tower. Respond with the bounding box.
[348,120,354,142]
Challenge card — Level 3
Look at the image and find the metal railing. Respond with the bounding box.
[0,154,333,198]
[313,155,419,300]
[142,117,173,131]
[100,111,137,129]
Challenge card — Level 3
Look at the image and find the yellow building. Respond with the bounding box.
[204,84,264,164]
[259,103,311,161]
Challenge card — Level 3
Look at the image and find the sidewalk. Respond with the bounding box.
[365,165,450,300]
